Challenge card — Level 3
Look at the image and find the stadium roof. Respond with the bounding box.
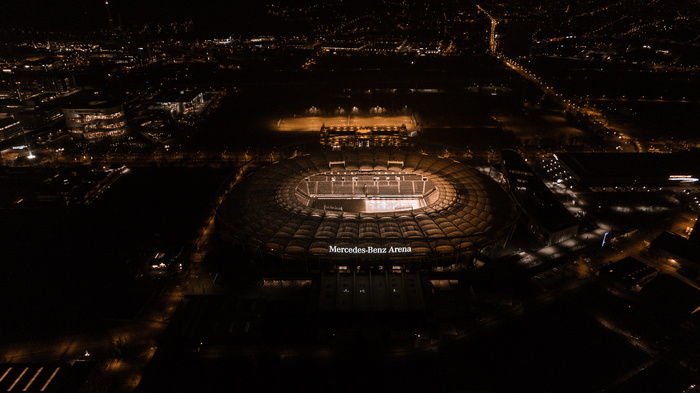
[217,148,516,262]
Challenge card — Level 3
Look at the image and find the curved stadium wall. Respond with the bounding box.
[216,147,516,268]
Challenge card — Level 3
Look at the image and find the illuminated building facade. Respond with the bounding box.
[0,117,23,142]
[63,101,127,139]
[0,70,77,97]
[148,91,205,117]
[320,125,412,148]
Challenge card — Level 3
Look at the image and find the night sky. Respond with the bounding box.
[1,0,298,36]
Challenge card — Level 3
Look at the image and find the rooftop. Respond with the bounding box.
[599,257,657,288]
[502,149,578,234]
[150,90,202,104]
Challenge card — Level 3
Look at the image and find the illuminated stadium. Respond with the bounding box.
[216,148,516,268]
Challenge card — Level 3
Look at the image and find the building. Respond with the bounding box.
[640,275,700,321]
[598,257,657,292]
[555,152,700,191]
[650,231,700,278]
[320,124,412,148]
[0,117,24,142]
[1,95,67,130]
[0,70,77,97]
[217,147,516,270]
[502,149,579,245]
[319,269,425,312]
[19,56,63,71]
[86,51,137,68]
[320,41,366,52]
[63,101,127,139]
[147,90,205,117]
[689,216,700,244]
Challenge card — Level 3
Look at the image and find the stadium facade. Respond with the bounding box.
[217,147,516,270]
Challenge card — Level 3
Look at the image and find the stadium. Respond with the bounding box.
[216,147,517,269]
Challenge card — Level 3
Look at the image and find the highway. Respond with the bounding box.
[476,3,642,153]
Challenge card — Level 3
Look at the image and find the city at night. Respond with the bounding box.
[1,1,700,392]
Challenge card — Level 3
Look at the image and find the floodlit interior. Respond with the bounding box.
[298,171,436,213]
[217,148,516,261]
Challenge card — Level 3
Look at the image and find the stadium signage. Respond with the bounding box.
[329,245,412,254]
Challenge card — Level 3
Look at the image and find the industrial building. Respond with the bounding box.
[147,90,205,117]
[555,152,700,190]
[502,149,579,245]
[0,117,24,142]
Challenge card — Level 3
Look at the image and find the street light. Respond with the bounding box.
[21,124,35,160]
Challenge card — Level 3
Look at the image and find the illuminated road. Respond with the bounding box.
[584,97,699,104]
[475,3,642,153]
[498,56,640,151]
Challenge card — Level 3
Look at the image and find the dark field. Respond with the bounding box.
[137,297,649,393]
[0,167,231,341]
